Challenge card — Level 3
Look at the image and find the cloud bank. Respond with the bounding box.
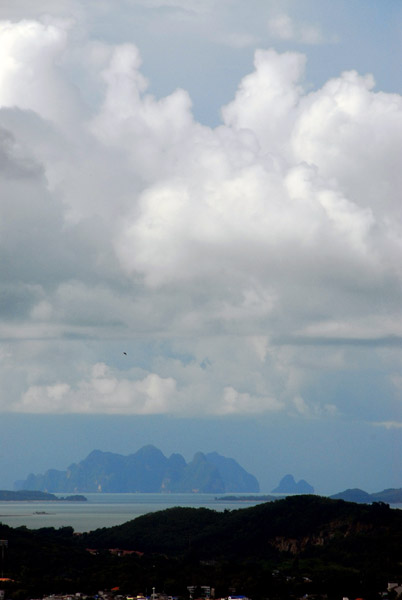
[0,16,401,419]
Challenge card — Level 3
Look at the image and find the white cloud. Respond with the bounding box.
[0,19,82,130]
[15,364,177,414]
[220,386,284,415]
[221,48,305,155]
[0,16,401,421]
[88,42,196,185]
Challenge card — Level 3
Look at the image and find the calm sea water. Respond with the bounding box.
[0,493,265,532]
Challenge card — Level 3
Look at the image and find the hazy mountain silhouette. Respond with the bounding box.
[271,474,314,494]
[16,445,260,494]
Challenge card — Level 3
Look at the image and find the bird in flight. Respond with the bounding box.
[123,352,127,356]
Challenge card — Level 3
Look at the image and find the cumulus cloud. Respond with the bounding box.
[0,20,82,130]
[0,15,401,420]
[13,363,177,414]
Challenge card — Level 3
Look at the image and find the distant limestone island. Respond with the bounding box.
[15,445,260,494]
[330,488,402,504]
[0,490,87,502]
[217,474,314,502]
[216,474,314,502]
[217,474,402,504]
[272,474,314,494]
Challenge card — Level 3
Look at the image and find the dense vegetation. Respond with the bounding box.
[1,495,402,599]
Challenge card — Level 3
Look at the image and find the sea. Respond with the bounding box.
[0,493,266,532]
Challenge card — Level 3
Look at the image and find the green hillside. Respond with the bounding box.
[1,495,401,599]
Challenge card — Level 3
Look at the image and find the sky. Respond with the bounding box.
[0,0,401,496]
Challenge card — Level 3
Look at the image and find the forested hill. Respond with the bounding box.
[82,494,401,559]
[16,445,259,493]
[1,495,402,598]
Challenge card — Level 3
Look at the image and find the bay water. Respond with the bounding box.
[0,493,265,532]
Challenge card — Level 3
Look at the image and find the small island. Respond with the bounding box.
[0,490,87,502]
[216,494,280,502]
